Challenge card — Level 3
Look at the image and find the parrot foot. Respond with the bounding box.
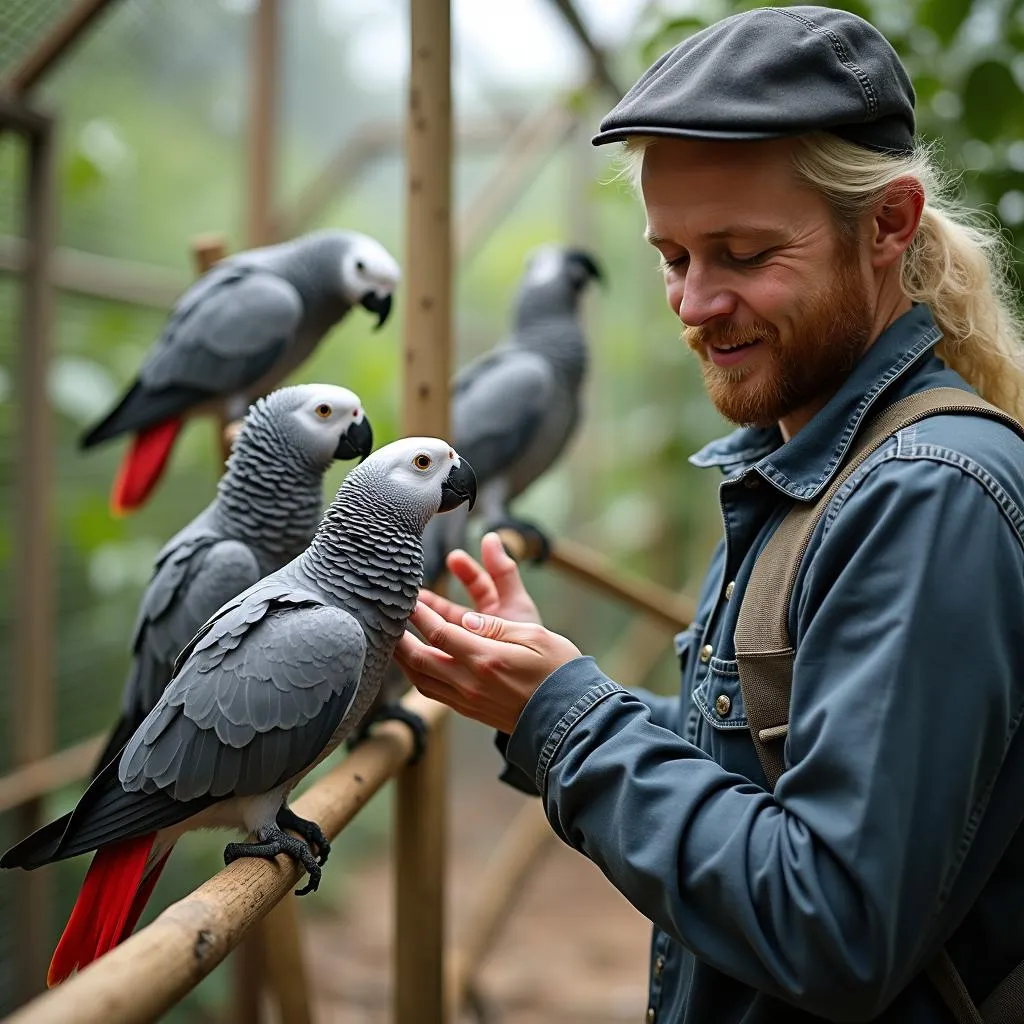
[347,704,428,765]
[223,824,323,896]
[488,517,551,564]
[276,805,331,866]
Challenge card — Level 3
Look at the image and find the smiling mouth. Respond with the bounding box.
[707,337,763,367]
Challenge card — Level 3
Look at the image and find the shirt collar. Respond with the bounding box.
[689,303,944,499]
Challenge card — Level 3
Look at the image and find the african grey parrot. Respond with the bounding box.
[79,228,400,513]
[1,437,476,985]
[350,246,601,760]
[418,244,601,586]
[89,382,374,780]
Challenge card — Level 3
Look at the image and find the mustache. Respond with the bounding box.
[685,322,778,352]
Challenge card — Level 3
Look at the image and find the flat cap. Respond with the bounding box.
[593,5,915,153]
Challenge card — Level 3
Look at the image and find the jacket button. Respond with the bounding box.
[653,955,665,979]
[646,1009,657,1023]
[725,581,735,600]
[715,694,732,717]
[700,644,713,663]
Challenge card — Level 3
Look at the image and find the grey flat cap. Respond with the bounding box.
[593,5,915,153]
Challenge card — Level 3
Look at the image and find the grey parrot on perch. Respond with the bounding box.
[418,243,601,585]
[1,437,477,986]
[350,245,601,759]
[88,382,375,781]
[79,228,401,513]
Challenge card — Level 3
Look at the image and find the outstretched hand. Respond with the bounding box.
[395,533,581,733]
[420,530,542,626]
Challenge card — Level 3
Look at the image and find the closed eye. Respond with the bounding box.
[725,250,771,267]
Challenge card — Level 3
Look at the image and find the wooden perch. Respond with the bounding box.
[4,690,447,1024]
[0,733,103,816]
[497,528,695,633]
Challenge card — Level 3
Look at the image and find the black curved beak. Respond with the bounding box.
[360,291,393,330]
[334,416,374,462]
[438,457,477,513]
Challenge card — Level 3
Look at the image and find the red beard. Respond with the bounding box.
[685,243,872,428]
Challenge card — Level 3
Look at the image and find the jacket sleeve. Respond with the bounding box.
[504,456,1024,1020]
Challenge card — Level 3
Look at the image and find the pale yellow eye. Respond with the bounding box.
[413,453,432,471]
[315,403,332,419]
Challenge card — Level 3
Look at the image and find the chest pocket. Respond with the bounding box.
[692,655,748,731]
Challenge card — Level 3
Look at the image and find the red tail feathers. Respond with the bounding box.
[47,834,170,986]
[110,419,183,515]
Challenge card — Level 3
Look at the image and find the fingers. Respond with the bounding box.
[446,547,500,612]
[479,532,528,604]
[417,587,471,625]
[409,600,492,660]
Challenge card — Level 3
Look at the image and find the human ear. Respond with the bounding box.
[869,176,924,270]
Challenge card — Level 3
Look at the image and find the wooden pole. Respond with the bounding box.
[2,0,121,96]
[12,111,57,1003]
[2,693,446,1024]
[547,0,624,99]
[0,236,188,308]
[247,0,278,250]
[397,0,453,1021]
[0,733,103,816]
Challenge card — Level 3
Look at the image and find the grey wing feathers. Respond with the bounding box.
[140,265,304,394]
[450,349,554,479]
[126,538,262,717]
[121,588,366,802]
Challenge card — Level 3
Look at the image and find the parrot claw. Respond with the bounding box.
[487,517,552,564]
[276,805,331,866]
[347,704,429,764]
[223,823,323,896]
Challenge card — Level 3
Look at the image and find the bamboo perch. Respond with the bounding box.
[3,691,446,1024]
[0,235,188,308]
[497,528,695,633]
[0,733,103,816]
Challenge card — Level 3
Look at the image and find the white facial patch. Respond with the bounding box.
[523,247,563,288]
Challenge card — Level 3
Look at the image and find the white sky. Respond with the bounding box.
[316,0,650,95]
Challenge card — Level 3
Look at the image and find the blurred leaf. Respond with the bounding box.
[918,0,974,45]
[962,60,1024,141]
[639,16,708,66]
[64,151,103,197]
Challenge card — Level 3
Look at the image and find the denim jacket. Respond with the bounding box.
[498,304,1024,1023]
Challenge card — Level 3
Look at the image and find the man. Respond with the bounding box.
[395,6,1024,1022]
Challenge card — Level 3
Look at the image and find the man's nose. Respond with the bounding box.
[676,266,736,327]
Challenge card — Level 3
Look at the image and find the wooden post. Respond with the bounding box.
[11,110,57,1002]
[397,0,452,1022]
[247,0,278,249]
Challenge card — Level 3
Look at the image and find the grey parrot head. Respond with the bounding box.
[514,244,604,323]
[340,437,477,533]
[339,233,402,330]
[260,384,373,468]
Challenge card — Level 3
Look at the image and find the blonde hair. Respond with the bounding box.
[620,134,1024,421]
